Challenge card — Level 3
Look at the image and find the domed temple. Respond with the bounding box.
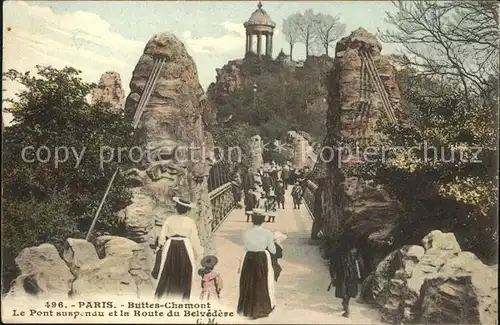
[244,2,276,58]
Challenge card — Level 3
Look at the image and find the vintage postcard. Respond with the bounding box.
[1,0,498,324]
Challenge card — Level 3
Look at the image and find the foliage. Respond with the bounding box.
[210,58,330,167]
[2,66,139,291]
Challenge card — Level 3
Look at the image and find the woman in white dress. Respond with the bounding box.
[152,197,204,301]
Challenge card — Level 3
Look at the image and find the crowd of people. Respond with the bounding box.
[230,161,312,219]
[151,164,365,321]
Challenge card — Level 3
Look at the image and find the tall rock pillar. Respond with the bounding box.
[121,32,217,259]
[322,28,402,249]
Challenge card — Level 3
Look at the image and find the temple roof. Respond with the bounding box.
[244,2,276,28]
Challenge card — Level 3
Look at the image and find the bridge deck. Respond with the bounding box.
[212,189,382,324]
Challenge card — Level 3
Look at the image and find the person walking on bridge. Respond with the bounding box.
[237,212,277,319]
[152,196,203,301]
[291,181,303,209]
[281,164,290,190]
[244,188,258,223]
[329,229,364,318]
[275,179,285,209]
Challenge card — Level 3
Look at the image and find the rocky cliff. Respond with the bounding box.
[322,28,402,269]
[91,71,125,111]
[120,32,216,259]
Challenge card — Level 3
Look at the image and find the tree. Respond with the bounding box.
[296,9,319,58]
[282,14,301,61]
[381,1,499,102]
[2,66,139,291]
[314,13,346,56]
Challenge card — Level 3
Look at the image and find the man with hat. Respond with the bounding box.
[152,196,204,301]
[198,255,223,301]
[275,179,285,209]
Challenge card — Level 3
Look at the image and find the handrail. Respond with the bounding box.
[209,182,233,200]
[209,181,236,233]
[303,180,319,222]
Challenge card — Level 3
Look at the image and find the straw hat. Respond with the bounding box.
[172,196,196,209]
[201,255,218,269]
[252,208,266,215]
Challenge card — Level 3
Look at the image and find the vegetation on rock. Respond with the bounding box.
[209,56,331,168]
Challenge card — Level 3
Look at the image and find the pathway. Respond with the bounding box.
[211,188,384,324]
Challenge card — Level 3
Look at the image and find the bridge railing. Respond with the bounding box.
[303,180,318,221]
[209,182,236,233]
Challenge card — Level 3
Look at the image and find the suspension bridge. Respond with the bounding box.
[84,48,397,323]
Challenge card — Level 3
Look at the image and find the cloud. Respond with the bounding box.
[181,21,246,55]
[2,1,146,125]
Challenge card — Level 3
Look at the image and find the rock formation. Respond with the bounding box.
[249,134,263,169]
[5,237,153,299]
[91,71,125,111]
[121,32,216,257]
[207,59,245,100]
[321,28,402,269]
[282,131,317,169]
[366,230,498,325]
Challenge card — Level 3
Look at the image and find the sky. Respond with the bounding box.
[2,1,400,125]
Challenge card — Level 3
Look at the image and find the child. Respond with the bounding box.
[256,191,268,210]
[269,232,287,281]
[291,181,303,209]
[266,191,277,222]
[198,255,223,302]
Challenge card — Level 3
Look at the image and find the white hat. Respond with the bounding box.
[172,196,196,209]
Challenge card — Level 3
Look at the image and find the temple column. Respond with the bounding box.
[249,34,254,53]
[264,33,269,56]
[269,33,273,57]
[245,34,249,54]
[257,32,262,57]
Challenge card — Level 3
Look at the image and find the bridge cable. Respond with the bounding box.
[359,51,397,124]
[85,58,165,241]
[360,51,396,123]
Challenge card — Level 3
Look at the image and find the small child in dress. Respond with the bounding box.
[265,191,277,222]
[198,255,223,301]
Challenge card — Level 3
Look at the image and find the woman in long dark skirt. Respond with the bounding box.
[237,212,276,319]
[152,196,204,301]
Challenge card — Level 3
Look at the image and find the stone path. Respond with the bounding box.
[211,189,384,324]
